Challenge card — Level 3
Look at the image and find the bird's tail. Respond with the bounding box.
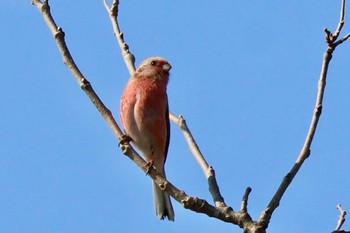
[153,181,175,221]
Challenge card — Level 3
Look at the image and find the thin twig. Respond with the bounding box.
[103,0,135,74]
[334,0,346,40]
[168,113,209,174]
[334,204,348,231]
[258,0,350,227]
[334,32,350,47]
[169,113,227,208]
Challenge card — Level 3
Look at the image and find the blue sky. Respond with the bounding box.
[1,1,350,232]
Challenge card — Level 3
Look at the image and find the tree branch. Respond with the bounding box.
[333,0,346,41]
[31,0,124,143]
[258,0,350,227]
[32,0,350,232]
[169,113,227,208]
[103,0,135,74]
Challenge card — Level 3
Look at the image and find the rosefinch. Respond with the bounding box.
[120,57,174,221]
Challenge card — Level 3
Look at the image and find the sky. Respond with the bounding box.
[1,1,350,233]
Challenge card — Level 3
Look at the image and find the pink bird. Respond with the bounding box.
[120,57,175,221]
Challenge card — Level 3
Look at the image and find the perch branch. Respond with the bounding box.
[258,0,350,227]
[121,142,255,229]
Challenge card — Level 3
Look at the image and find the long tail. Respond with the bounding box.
[153,181,175,221]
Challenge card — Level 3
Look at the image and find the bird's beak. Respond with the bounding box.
[162,63,172,72]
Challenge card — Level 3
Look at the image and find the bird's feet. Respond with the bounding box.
[118,134,133,146]
[118,135,133,153]
[144,160,154,175]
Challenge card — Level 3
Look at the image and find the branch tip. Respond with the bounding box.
[335,204,347,231]
[240,187,252,213]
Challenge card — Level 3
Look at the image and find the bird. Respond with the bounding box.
[119,57,175,221]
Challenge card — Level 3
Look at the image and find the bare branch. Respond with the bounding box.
[169,113,227,208]
[258,0,350,226]
[31,0,124,143]
[32,0,350,232]
[326,0,350,48]
[334,32,350,47]
[103,0,135,74]
[169,113,209,174]
[333,0,346,40]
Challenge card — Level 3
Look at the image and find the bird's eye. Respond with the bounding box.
[150,61,156,65]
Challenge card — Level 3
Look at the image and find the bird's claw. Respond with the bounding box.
[118,135,133,154]
[118,135,133,147]
[144,160,154,175]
